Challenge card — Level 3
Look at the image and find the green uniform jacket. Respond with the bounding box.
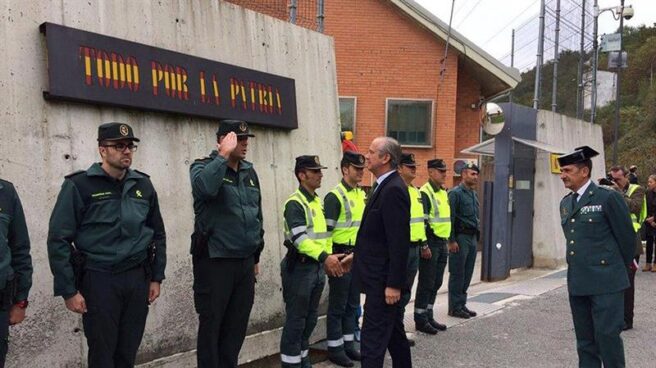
[48,163,167,298]
[559,182,635,296]
[190,151,264,262]
[0,179,32,302]
[448,184,480,241]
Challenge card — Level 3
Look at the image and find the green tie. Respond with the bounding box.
[571,192,579,212]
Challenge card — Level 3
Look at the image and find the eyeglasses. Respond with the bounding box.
[101,143,138,152]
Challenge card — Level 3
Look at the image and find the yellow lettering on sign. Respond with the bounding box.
[550,153,562,174]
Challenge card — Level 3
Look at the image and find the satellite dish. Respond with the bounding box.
[483,103,505,135]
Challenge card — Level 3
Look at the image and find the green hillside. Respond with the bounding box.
[507,25,656,181]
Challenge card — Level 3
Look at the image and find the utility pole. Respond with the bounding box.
[552,0,561,112]
[576,0,586,120]
[591,0,599,123]
[611,0,625,166]
[533,0,546,109]
[510,28,515,103]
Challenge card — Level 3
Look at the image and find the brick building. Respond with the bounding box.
[225,0,520,185]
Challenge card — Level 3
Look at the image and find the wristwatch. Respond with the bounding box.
[14,300,28,309]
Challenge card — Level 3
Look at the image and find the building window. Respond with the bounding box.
[339,97,356,132]
[386,99,433,147]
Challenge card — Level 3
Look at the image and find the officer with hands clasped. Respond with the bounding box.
[47,122,166,368]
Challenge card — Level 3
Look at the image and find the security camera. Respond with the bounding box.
[621,5,634,20]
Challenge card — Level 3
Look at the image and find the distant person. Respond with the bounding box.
[644,174,656,272]
[341,131,359,153]
[628,165,638,184]
[558,146,635,367]
[609,165,645,331]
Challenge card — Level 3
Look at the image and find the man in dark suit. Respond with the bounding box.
[558,146,635,368]
[352,136,412,368]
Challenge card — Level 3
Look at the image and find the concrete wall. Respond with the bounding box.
[532,110,606,268]
[0,1,340,366]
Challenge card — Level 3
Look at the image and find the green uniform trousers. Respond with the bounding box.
[569,291,625,368]
[448,233,477,312]
[280,258,325,368]
[326,270,359,352]
[399,245,420,315]
[414,237,448,323]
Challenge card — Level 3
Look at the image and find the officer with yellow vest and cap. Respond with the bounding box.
[608,165,646,331]
[280,155,346,368]
[397,152,426,345]
[323,151,366,367]
[414,159,450,335]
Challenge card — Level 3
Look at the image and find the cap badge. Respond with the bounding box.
[239,122,248,132]
[359,156,365,164]
[314,156,320,164]
[410,153,415,161]
[119,125,129,136]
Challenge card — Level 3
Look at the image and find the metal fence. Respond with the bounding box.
[223,0,325,32]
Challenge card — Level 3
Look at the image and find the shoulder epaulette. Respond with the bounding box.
[64,170,86,179]
[134,169,150,178]
[194,156,212,163]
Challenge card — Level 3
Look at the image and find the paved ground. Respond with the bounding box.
[316,266,656,368]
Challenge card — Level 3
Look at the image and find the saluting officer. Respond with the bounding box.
[0,178,32,367]
[189,120,264,367]
[397,152,425,345]
[47,122,166,368]
[558,146,635,367]
[280,155,344,368]
[447,162,479,319]
[324,151,365,367]
[414,159,450,334]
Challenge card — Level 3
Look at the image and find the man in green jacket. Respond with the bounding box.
[558,146,635,367]
[48,122,166,368]
[0,178,32,367]
[189,120,264,368]
[448,162,480,319]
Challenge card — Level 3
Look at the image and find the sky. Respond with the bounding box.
[414,0,656,69]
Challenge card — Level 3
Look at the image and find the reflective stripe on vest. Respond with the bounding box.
[420,182,452,238]
[284,190,330,250]
[329,183,365,246]
[627,184,647,233]
[409,186,427,242]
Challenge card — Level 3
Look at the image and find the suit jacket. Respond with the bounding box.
[559,182,635,296]
[354,171,410,294]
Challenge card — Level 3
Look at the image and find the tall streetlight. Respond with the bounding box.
[592,1,633,165]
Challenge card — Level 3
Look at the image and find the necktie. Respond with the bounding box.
[571,192,579,212]
[367,182,378,203]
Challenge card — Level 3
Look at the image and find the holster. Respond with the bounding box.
[70,245,87,291]
[283,239,298,273]
[190,228,211,258]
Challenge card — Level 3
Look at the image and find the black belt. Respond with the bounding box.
[458,228,478,235]
[410,241,423,247]
[429,233,448,242]
[295,254,319,264]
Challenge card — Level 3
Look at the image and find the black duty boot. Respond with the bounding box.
[463,306,477,317]
[415,321,438,335]
[344,341,361,361]
[429,319,447,331]
[328,349,354,367]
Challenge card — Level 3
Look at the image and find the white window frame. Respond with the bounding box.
[385,97,434,148]
[338,96,358,134]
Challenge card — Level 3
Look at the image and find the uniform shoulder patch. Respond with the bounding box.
[64,170,86,179]
[134,169,150,178]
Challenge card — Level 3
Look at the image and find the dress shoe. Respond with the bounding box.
[415,321,438,335]
[449,309,471,319]
[429,319,447,331]
[463,306,477,317]
[328,351,354,367]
